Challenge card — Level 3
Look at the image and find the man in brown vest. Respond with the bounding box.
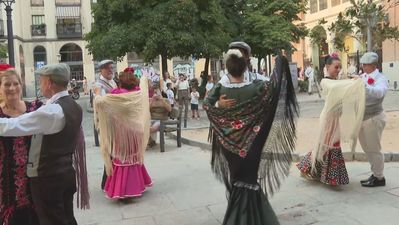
[0,63,82,225]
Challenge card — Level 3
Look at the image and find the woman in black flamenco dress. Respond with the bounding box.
[204,51,298,225]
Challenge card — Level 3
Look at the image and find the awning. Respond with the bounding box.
[56,6,81,19]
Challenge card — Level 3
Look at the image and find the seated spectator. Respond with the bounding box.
[148,90,172,147]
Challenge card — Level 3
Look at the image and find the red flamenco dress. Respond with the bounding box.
[0,101,42,225]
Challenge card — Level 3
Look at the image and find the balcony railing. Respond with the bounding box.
[56,23,82,38]
[31,24,46,36]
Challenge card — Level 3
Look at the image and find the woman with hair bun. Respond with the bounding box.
[94,67,152,200]
[204,48,299,225]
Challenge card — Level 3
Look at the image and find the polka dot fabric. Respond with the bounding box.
[297,147,349,186]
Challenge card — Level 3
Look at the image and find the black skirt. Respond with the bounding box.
[223,182,279,225]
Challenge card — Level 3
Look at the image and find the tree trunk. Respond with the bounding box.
[204,57,210,77]
[268,55,272,76]
[161,52,168,76]
[257,57,262,73]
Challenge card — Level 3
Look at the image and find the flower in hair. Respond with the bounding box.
[0,64,13,71]
[225,49,243,61]
[123,67,134,73]
[330,52,339,59]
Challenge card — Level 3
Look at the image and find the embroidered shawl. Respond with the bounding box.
[205,56,299,195]
[311,78,365,168]
[94,76,150,175]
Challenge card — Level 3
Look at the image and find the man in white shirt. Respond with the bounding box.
[357,52,389,187]
[93,59,117,147]
[217,41,269,108]
[0,63,83,224]
[219,41,268,85]
[94,59,117,95]
[304,63,314,94]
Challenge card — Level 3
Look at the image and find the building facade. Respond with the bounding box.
[292,0,399,86]
[382,3,399,88]
[292,0,360,78]
[0,0,96,97]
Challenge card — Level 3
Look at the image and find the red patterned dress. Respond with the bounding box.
[297,142,349,186]
[0,101,42,225]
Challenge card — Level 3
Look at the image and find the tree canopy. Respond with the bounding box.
[85,0,308,73]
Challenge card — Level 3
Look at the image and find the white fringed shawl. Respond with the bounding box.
[94,76,150,175]
[311,78,365,168]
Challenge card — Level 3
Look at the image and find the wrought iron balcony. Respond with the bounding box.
[56,22,82,38]
[31,24,46,36]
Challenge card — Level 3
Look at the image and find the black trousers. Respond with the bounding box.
[30,171,77,225]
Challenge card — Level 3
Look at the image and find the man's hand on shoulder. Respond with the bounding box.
[218,94,236,108]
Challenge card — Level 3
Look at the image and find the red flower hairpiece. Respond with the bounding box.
[0,64,13,71]
[330,52,339,58]
[123,67,134,73]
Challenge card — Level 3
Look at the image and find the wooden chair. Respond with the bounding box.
[152,107,182,152]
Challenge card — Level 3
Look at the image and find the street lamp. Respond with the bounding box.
[1,0,15,66]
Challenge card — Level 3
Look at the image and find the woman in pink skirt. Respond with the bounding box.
[94,67,152,199]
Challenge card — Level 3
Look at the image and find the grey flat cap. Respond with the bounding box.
[229,41,251,54]
[36,63,70,82]
[360,52,378,64]
[98,59,113,68]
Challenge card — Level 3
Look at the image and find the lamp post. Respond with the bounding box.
[1,0,15,66]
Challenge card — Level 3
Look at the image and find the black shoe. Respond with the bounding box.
[361,176,386,187]
[360,175,375,184]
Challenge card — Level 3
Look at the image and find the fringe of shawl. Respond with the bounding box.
[94,76,150,176]
[73,127,90,209]
[311,79,365,171]
[259,56,299,196]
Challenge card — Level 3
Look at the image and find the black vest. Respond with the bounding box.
[37,96,83,177]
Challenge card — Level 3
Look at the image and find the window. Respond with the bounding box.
[310,0,318,13]
[32,15,45,25]
[32,15,46,36]
[31,0,44,6]
[319,0,328,10]
[56,0,80,5]
[331,0,340,6]
[33,46,47,68]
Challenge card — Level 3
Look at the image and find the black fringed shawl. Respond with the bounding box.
[204,56,299,196]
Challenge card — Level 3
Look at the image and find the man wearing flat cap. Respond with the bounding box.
[0,63,83,224]
[357,52,389,187]
[93,59,117,189]
[95,59,117,95]
[217,41,268,108]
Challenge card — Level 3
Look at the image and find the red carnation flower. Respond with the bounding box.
[367,77,375,85]
[123,67,134,73]
[239,149,247,158]
[231,120,244,129]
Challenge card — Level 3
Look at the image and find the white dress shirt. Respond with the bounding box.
[0,91,67,136]
[96,75,117,95]
[360,69,388,120]
[361,69,388,100]
[219,70,269,88]
[0,91,68,177]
